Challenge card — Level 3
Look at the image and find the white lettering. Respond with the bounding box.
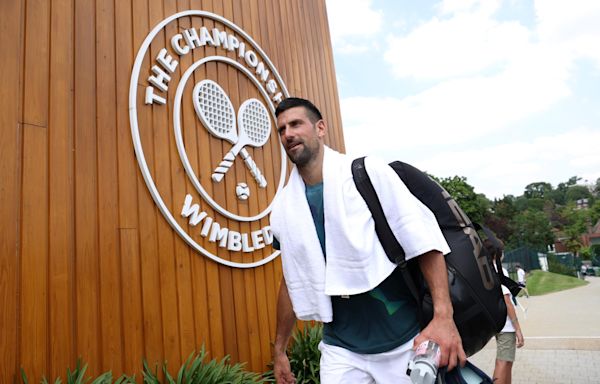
[273,92,283,103]
[244,50,259,68]
[241,233,254,252]
[156,48,178,73]
[227,231,242,251]
[255,61,269,82]
[209,222,229,248]
[171,34,190,55]
[200,27,215,46]
[200,216,213,237]
[145,86,166,105]
[148,65,171,92]
[267,79,277,94]
[180,194,208,226]
[212,28,229,49]
[238,42,246,59]
[227,34,240,52]
[251,230,265,250]
[183,28,201,48]
[262,226,274,245]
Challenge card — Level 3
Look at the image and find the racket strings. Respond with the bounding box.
[241,101,270,145]
[197,82,235,135]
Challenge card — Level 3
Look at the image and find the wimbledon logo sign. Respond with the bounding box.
[129,11,289,268]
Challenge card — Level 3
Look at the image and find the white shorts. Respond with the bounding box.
[318,337,416,384]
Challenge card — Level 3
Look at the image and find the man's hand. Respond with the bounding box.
[417,250,467,371]
[273,352,296,384]
[414,314,466,371]
[274,278,298,383]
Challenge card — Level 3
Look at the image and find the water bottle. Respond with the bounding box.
[406,340,441,384]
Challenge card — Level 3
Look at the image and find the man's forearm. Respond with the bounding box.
[274,278,297,355]
[418,250,453,318]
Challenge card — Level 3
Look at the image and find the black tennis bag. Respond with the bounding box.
[352,157,513,357]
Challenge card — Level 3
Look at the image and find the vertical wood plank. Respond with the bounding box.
[132,0,166,365]
[0,0,24,381]
[174,0,214,361]
[48,0,75,378]
[74,0,101,373]
[22,0,50,127]
[114,0,145,375]
[20,125,49,382]
[96,0,124,373]
[20,0,51,380]
[162,0,198,364]
[147,0,183,369]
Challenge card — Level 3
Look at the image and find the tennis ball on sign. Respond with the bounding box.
[236,182,250,200]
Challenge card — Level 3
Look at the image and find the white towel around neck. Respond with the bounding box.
[270,146,449,322]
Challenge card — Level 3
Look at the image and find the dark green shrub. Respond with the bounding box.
[547,253,577,277]
[143,346,266,384]
[21,359,134,384]
[21,346,266,384]
[288,323,322,383]
[264,323,322,384]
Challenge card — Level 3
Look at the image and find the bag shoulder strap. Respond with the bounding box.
[351,157,423,314]
[351,157,406,264]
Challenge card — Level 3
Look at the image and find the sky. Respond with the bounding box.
[325,0,600,199]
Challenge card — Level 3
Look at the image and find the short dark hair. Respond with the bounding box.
[483,238,504,260]
[275,97,323,123]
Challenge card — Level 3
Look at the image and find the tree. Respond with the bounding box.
[524,182,552,199]
[565,185,592,203]
[509,209,554,251]
[435,175,490,223]
[557,202,594,256]
[485,196,517,242]
[514,195,545,212]
[593,177,600,197]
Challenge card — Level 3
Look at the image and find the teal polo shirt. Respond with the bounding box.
[274,182,420,354]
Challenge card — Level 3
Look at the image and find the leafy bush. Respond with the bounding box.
[21,346,266,384]
[21,359,134,384]
[264,323,322,384]
[288,323,322,383]
[142,346,265,384]
[547,253,577,277]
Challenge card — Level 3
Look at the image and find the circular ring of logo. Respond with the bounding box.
[129,10,289,268]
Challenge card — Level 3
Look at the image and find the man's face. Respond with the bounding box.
[276,106,324,167]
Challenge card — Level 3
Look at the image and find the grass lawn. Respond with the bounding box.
[525,269,588,296]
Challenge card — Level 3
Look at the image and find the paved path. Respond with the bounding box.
[469,275,600,383]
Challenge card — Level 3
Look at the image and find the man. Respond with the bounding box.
[515,264,529,298]
[270,97,466,383]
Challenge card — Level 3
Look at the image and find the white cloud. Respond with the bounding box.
[330,1,600,198]
[339,55,570,153]
[326,0,383,53]
[415,127,600,199]
[438,0,502,17]
[384,5,531,79]
[535,0,600,65]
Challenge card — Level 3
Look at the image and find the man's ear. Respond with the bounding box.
[315,119,327,138]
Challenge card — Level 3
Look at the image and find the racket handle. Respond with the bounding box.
[240,149,267,188]
[211,151,236,182]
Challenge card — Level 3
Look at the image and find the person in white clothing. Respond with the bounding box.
[270,97,466,384]
[515,264,529,298]
[484,239,524,384]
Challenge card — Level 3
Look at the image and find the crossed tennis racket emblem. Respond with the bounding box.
[192,80,270,188]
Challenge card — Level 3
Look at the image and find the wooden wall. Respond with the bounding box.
[0,0,344,382]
